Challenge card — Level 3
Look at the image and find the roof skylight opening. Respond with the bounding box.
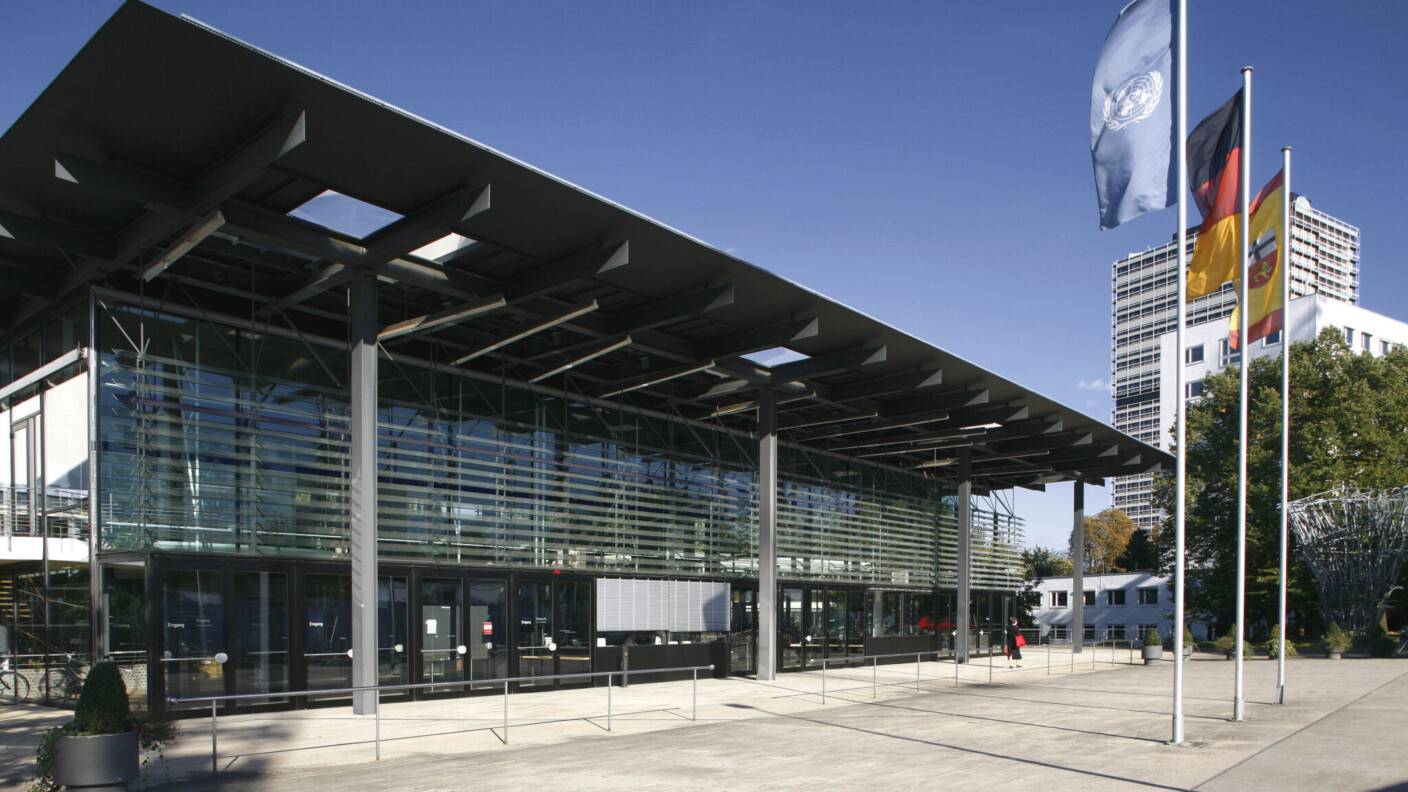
[411,233,476,262]
[742,347,810,368]
[290,190,402,238]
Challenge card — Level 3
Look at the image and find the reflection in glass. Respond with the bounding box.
[305,574,351,698]
[826,590,845,659]
[233,572,288,704]
[516,582,553,686]
[379,577,408,690]
[420,578,462,693]
[729,588,754,674]
[469,579,507,685]
[163,569,223,710]
[554,581,591,687]
[780,588,803,670]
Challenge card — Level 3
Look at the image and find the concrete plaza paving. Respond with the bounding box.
[2,648,1405,791]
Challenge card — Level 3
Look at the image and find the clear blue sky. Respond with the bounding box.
[4,1,1406,550]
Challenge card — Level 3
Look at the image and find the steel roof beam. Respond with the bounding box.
[880,386,989,418]
[827,367,943,402]
[452,299,599,365]
[378,294,507,341]
[607,282,734,334]
[0,209,114,260]
[771,344,887,382]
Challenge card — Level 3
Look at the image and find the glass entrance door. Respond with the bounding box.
[419,578,463,694]
[514,578,591,688]
[554,580,591,687]
[162,569,225,711]
[515,581,553,688]
[847,590,866,658]
[825,590,847,660]
[469,579,507,686]
[231,571,288,706]
[729,588,755,674]
[779,587,803,670]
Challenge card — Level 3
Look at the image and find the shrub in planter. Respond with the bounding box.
[1264,625,1298,659]
[1140,628,1163,665]
[1213,630,1251,659]
[32,662,177,792]
[1322,622,1351,658]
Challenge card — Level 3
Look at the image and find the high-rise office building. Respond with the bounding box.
[1109,196,1360,530]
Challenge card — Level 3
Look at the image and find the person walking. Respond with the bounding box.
[1006,617,1024,668]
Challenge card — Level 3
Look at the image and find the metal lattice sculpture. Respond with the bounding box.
[1288,486,1408,634]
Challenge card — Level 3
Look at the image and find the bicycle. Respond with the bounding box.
[0,660,29,705]
[45,654,84,703]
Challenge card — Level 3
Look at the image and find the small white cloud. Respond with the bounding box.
[1076,378,1108,391]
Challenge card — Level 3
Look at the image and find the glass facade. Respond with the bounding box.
[0,292,1026,713]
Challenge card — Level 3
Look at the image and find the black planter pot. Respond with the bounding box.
[53,731,140,792]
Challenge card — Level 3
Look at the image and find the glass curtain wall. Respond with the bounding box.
[95,297,1009,590]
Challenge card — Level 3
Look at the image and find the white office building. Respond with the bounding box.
[1110,196,1360,530]
[1030,572,1207,643]
[1159,295,1408,437]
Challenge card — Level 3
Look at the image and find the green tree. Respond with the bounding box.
[1071,508,1136,573]
[1116,527,1159,571]
[1154,328,1408,632]
[1016,545,1072,621]
[1022,545,1073,578]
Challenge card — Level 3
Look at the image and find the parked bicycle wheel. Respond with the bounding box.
[45,669,79,703]
[116,666,141,696]
[0,670,29,704]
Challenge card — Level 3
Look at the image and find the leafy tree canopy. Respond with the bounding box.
[1021,545,1073,579]
[1153,328,1408,630]
[1071,508,1136,573]
[1116,527,1159,571]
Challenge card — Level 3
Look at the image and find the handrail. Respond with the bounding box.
[169,663,715,776]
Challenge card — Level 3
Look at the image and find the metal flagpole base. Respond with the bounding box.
[1277,685,1285,705]
[1232,698,1245,722]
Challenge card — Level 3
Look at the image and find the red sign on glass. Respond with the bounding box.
[483,621,493,635]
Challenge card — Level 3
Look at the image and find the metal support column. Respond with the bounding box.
[349,270,379,715]
[756,390,778,681]
[1072,482,1084,654]
[88,290,105,662]
[955,449,971,663]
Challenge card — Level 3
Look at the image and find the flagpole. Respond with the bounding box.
[1233,66,1251,723]
[1171,0,1189,747]
[1277,145,1291,705]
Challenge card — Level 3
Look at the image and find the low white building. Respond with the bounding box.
[1029,571,1208,644]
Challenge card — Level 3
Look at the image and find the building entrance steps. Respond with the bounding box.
[2,655,1406,791]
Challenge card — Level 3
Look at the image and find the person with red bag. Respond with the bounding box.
[1005,617,1025,668]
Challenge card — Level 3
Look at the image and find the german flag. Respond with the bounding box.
[1186,90,1243,300]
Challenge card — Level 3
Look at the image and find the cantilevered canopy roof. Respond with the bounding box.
[0,1,1171,494]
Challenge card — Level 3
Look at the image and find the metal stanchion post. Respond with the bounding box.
[872,656,878,699]
[211,700,218,776]
[954,650,959,687]
[503,680,509,745]
[916,653,921,691]
[607,672,612,732]
[821,659,827,704]
[375,687,381,760]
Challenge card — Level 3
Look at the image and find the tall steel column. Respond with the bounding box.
[955,450,971,663]
[1071,483,1084,654]
[349,270,379,715]
[756,390,778,681]
[88,290,104,662]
